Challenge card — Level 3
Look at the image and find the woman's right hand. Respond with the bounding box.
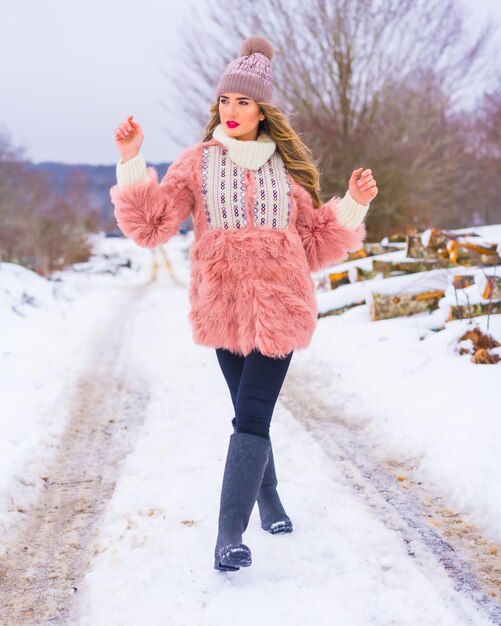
[114,115,144,162]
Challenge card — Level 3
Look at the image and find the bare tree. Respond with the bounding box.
[67,168,101,233]
[461,84,501,225]
[0,130,93,275]
[162,0,497,236]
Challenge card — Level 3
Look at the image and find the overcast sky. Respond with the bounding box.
[1,0,500,166]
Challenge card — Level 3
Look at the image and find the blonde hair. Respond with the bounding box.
[203,101,323,208]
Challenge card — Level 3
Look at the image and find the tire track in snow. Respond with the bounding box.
[281,366,501,626]
[0,283,151,626]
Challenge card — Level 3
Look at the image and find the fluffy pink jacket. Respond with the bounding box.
[110,140,366,358]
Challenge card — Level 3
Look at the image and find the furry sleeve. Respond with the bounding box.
[110,145,197,248]
[293,179,367,272]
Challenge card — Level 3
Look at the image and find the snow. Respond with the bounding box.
[0,261,71,519]
[1,230,500,625]
[0,237,149,540]
[308,226,501,548]
[307,306,501,543]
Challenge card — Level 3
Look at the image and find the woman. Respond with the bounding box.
[111,35,378,572]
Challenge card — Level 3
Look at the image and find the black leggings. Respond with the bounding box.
[215,348,294,440]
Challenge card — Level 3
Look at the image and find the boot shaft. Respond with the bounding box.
[215,432,271,565]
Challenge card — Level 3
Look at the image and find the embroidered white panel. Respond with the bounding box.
[201,145,292,230]
[253,151,292,229]
[201,146,247,230]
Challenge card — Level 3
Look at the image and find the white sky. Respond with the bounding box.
[0,0,500,165]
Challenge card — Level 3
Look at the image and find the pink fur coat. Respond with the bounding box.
[110,138,367,358]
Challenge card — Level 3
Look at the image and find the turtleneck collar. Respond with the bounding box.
[212,123,276,170]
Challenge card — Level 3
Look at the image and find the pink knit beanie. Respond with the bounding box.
[215,36,275,103]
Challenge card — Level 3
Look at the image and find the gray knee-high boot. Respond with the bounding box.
[232,418,293,535]
[214,432,271,571]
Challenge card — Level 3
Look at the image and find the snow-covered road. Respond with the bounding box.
[1,235,500,625]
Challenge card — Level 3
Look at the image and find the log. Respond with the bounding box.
[414,290,445,301]
[372,259,446,277]
[406,233,440,259]
[456,251,500,266]
[318,300,366,318]
[370,290,444,321]
[363,243,402,256]
[452,275,476,289]
[347,248,368,260]
[327,270,351,289]
[421,228,450,250]
[448,300,501,321]
[407,228,501,265]
[449,240,498,256]
[387,233,407,243]
[422,227,495,249]
[421,227,485,248]
[447,241,501,266]
[352,266,380,282]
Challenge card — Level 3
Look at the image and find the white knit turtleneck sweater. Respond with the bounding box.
[212,123,276,170]
[116,123,370,229]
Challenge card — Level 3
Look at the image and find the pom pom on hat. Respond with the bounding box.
[240,36,274,61]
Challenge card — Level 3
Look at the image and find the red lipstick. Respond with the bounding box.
[226,121,240,128]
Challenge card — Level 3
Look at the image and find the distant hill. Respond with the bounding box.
[27,160,173,229]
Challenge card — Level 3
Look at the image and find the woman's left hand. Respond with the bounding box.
[349,167,378,205]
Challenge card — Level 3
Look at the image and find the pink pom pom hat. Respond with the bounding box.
[215,35,275,103]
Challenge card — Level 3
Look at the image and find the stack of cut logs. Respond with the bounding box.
[319,227,501,322]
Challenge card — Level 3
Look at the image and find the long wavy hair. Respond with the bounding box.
[203,101,323,209]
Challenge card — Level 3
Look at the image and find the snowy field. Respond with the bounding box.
[0,231,500,625]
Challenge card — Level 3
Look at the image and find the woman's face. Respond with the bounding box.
[218,92,265,141]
